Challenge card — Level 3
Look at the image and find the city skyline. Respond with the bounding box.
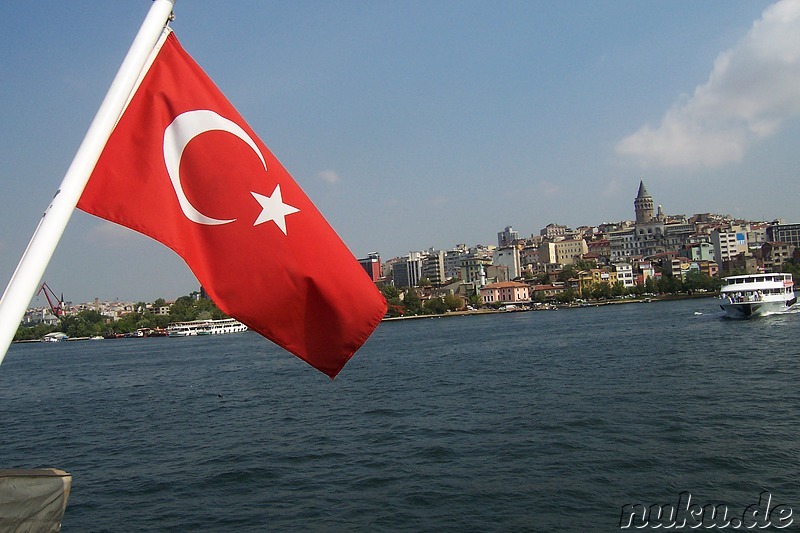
[2,1,799,304]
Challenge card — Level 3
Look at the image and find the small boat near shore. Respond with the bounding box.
[40,332,67,342]
[719,273,796,318]
[166,318,248,337]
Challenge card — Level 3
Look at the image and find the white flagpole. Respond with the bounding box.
[0,0,176,366]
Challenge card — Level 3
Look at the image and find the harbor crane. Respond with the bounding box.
[37,283,65,317]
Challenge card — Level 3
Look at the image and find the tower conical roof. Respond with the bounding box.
[636,179,650,199]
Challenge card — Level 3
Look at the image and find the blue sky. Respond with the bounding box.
[2,0,798,304]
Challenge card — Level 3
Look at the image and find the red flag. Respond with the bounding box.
[78,30,386,378]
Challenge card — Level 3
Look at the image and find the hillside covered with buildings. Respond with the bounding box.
[359,180,800,313]
[20,180,800,330]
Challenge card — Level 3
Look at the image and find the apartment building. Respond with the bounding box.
[711,229,748,263]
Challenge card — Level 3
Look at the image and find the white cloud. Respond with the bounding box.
[317,169,340,184]
[616,0,800,168]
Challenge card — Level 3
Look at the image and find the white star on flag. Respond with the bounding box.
[251,184,300,234]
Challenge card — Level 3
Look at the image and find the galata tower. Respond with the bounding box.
[634,179,654,224]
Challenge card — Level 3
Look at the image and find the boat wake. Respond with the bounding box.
[765,305,800,316]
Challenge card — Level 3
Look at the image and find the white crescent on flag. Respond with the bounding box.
[163,110,264,226]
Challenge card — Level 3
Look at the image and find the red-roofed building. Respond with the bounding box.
[480,281,530,305]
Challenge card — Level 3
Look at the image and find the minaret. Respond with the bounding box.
[634,179,654,224]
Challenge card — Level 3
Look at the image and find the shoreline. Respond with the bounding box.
[381,293,717,321]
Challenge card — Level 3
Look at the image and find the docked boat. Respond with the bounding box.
[166,318,248,337]
[719,273,796,318]
[41,332,68,342]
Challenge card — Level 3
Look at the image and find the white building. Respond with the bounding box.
[613,263,635,288]
[711,229,748,263]
[493,246,522,279]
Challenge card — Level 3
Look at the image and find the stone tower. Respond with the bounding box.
[634,179,654,224]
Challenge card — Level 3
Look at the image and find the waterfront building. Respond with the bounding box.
[578,268,612,296]
[480,281,530,305]
[612,263,635,288]
[357,252,382,282]
[530,283,566,301]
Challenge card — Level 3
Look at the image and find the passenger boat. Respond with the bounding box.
[166,318,248,337]
[719,273,796,318]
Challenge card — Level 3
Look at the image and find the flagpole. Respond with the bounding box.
[0,0,176,366]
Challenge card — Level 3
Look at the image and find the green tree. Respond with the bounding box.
[423,297,448,314]
[684,270,717,292]
[403,289,423,315]
[60,310,106,338]
[443,293,463,311]
[644,276,656,294]
[168,296,198,322]
[555,288,577,303]
[14,323,58,342]
[782,260,800,285]
[611,281,627,298]
[468,293,482,307]
[379,284,400,300]
[557,265,578,282]
[657,274,683,294]
[592,282,612,300]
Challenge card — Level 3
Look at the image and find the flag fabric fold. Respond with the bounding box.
[78,29,386,378]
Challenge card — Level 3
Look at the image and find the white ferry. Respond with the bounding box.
[166,318,248,337]
[719,273,796,318]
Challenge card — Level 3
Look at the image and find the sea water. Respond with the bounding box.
[1,297,799,531]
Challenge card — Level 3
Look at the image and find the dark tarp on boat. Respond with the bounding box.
[0,469,71,532]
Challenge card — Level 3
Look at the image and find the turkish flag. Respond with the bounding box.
[78,30,386,378]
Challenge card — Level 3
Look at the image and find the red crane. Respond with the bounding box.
[37,283,65,317]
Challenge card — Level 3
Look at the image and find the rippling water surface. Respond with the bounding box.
[1,298,799,531]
